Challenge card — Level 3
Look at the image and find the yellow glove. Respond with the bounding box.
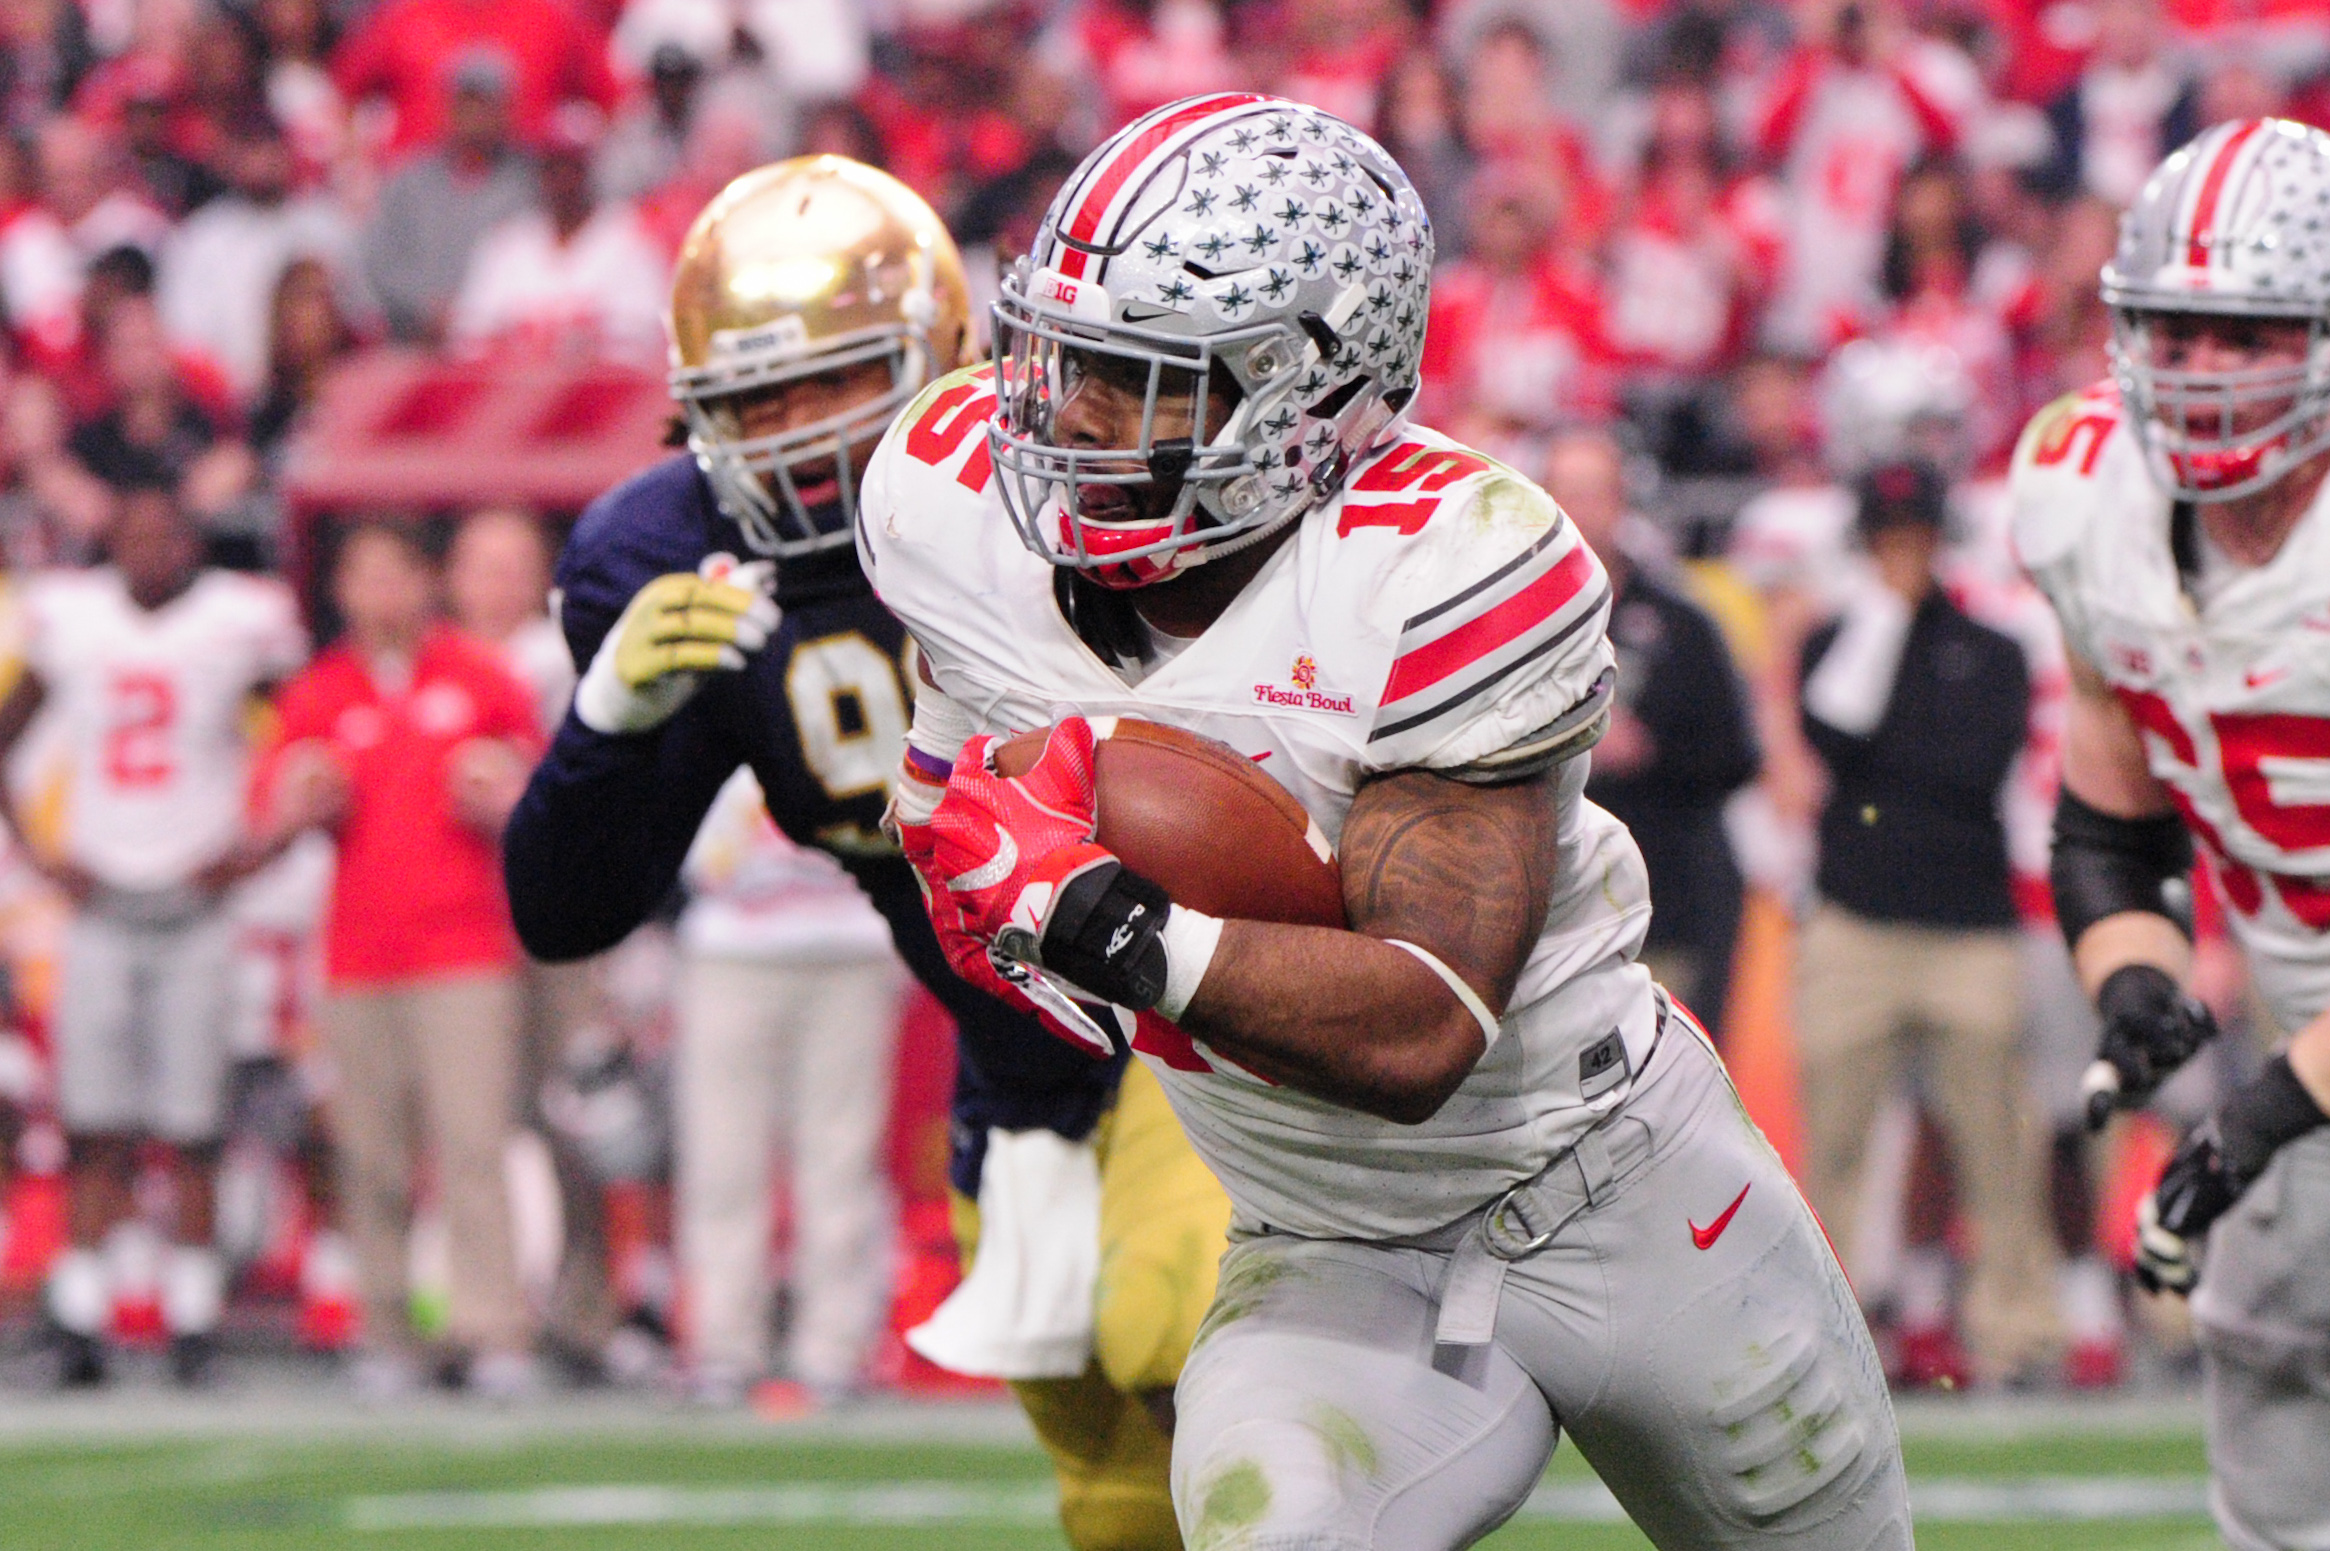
[573,568,778,733]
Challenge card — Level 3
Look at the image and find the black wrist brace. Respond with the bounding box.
[2217,1055,2330,1188]
[1039,860,1173,1011]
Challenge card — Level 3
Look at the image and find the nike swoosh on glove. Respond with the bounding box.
[573,568,778,734]
[893,730,1122,1057]
[906,718,1114,975]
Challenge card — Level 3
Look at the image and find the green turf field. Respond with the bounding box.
[0,1393,2221,1550]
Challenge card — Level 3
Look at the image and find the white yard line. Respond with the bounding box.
[346,1481,1066,1530]
[1517,1476,2212,1524]
[340,1476,2214,1531]
[0,1389,1042,1447]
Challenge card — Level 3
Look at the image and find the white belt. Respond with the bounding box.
[1421,998,1669,1347]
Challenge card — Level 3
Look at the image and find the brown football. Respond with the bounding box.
[991,718,1347,927]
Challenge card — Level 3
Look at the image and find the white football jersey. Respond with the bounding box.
[2012,379,2330,1035]
[859,366,1657,1239]
[22,568,307,892]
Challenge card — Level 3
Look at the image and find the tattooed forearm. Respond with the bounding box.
[1177,767,1560,1122]
[1340,769,1557,1009]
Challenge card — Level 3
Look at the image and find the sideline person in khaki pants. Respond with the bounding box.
[262,522,544,1398]
[1793,461,2061,1384]
[1795,905,2062,1378]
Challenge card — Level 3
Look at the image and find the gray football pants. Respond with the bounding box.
[1172,1013,1911,1550]
[2193,1126,2330,1551]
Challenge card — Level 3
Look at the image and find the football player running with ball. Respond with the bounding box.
[2014,117,2330,1551]
[864,95,1910,1550]
[502,158,1228,1551]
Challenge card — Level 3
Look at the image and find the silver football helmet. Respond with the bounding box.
[989,93,1435,588]
[1820,336,1978,479]
[2102,117,2330,503]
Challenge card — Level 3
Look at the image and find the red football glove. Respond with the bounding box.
[916,719,1118,954]
[895,721,1125,1056]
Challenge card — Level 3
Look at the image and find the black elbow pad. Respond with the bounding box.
[2049,788,2194,948]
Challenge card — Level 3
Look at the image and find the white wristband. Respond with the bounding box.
[573,628,702,734]
[1385,939,1502,1050]
[907,679,979,764]
[1154,906,1223,1022]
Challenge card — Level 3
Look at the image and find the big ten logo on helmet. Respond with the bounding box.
[1029,268,1112,324]
[1254,651,1353,714]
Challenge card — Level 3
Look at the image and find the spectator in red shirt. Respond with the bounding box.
[1604,80,1781,391]
[260,520,543,1400]
[1856,158,2019,469]
[332,0,619,159]
[1750,0,1967,353]
[1048,0,1237,134]
[856,18,1055,221]
[1452,16,1611,244]
[1418,162,1613,452]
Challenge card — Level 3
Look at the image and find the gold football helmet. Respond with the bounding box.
[669,156,972,558]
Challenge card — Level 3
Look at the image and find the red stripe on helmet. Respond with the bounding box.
[1059,94,1269,266]
[2185,118,2265,270]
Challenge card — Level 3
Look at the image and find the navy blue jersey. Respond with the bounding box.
[503,455,1122,1183]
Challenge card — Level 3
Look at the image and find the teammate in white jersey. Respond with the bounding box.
[0,479,307,1386]
[864,93,1908,1550]
[2012,117,2330,1551]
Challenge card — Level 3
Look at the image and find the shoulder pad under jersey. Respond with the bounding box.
[2008,381,2136,577]
[2008,381,2163,662]
[1343,435,1616,772]
[858,364,1004,602]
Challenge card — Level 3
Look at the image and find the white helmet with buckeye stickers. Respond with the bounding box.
[989,93,1434,588]
[2102,117,2330,503]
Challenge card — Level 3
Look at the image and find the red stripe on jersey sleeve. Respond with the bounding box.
[1381,542,1594,706]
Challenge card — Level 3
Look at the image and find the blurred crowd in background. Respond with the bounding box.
[0,0,2321,1406]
